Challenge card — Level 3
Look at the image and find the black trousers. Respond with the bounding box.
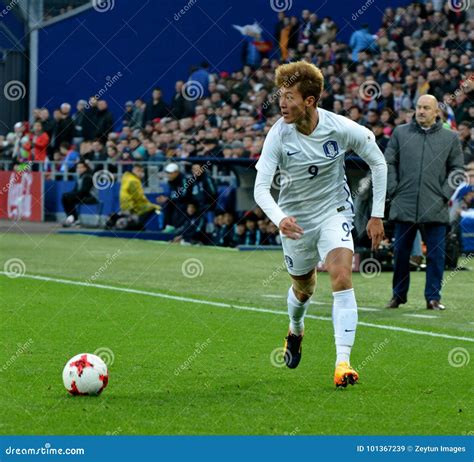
[62,192,94,220]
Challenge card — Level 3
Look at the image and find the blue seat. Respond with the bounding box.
[78,199,104,228]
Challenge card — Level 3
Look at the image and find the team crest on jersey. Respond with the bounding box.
[284,255,294,269]
[323,140,339,159]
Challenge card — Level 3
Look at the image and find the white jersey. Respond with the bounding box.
[255,108,387,230]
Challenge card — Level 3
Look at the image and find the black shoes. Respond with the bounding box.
[426,300,446,310]
[385,297,446,310]
[385,297,407,308]
[283,332,304,369]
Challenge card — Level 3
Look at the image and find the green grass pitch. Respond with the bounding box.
[0,233,472,435]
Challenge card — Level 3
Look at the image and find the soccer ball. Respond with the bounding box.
[62,353,109,396]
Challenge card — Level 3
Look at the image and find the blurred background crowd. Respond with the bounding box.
[0,1,472,246]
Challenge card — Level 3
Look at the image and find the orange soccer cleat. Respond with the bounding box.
[334,361,359,388]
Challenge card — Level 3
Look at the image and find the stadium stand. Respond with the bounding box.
[0,1,472,249]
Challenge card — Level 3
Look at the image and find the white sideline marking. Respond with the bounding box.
[404,314,439,319]
[263,294,380,311]
[3,272,473,343]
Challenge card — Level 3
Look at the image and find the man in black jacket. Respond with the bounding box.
[58,103,75,146]
[82,98,99,141]
[157,163,189,232]
[186,162,217,217]
[385,95,463,310]
[62,161,97,226]
[72,100,87,145]
[95,100,114,143]
[144,88,170,123]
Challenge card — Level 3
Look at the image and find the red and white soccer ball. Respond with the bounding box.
[62,353,109,396]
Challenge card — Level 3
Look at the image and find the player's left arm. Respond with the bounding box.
[346,123,387,250]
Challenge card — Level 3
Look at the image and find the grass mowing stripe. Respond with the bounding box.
[2,271,473,343]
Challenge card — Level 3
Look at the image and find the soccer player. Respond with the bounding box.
[254,61,387,387]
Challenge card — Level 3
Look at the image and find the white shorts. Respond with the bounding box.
[281,214,354,276]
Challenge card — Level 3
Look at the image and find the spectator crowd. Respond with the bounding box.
[0,1,472,247]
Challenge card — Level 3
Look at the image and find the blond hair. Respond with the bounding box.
[275,61,324,107]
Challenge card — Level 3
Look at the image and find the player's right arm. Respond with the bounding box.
[254,124,304,240]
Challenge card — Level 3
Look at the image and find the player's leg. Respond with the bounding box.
[283,270,316,369]
[61,192,79,226]
[280,230,318,369]
[318,215,359,387]
[288,269,316,334]
[326,247,360,387]
[421,223,447,310]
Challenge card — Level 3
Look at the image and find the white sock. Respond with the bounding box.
[287,286,311,336]
[332,288,358,366]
